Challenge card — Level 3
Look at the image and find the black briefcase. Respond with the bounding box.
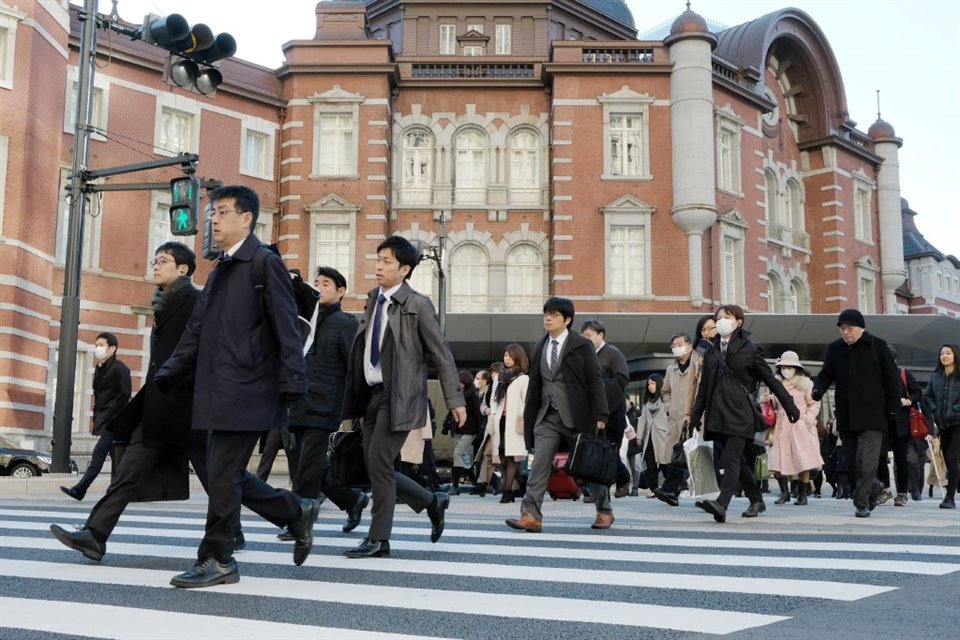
[328,429,368,488]
[563,432,618,485]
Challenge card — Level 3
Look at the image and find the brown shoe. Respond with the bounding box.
[505,513,542,533]
[591,512,614,529]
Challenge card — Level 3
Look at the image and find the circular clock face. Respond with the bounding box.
[763,87,780,126]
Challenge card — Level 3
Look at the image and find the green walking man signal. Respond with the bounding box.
[169,175,200,235]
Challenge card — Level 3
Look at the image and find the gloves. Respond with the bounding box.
[787,406,801,424]
[811,388,823,402]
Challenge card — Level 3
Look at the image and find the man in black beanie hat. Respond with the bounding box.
[811,309,900,517]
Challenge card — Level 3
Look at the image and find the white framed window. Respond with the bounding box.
[716,118,741,194]
[440,24,456,54]
[764,170,779,226]
[719,222,745,305]
[599,90,653,180]
[64,68,110,140]
[495,24,512,55]
[49,347,95,435]
[449,243,488,311]
[854,184,872,242]
[314,223,351,287]
[607,225,644,296]
[240,125,274,180]
[0,135,7,236]
[508,129,539,205]
[0,5,25,91]
[401,128,433,205]
[454,129,487,205]
[158,107,195,154]
[56,167,99,269]
[463,45,484,56]
[409,257,438,304]
[856,257,879,314]
[767,272,783,313]
[505,244,544,311]
[310,88,363,178]
[254,208,275,245]
[786,179,803,231]
[790,278,809,313]
[608,115,642,177]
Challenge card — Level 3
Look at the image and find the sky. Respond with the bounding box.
[106,0,960,257]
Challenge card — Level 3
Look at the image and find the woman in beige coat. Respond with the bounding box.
[636,374,670,496]
[489,344,529,503]
[766,350,823,505]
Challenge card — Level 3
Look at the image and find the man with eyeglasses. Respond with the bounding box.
[154,185,317,588]
[52,242,219,560]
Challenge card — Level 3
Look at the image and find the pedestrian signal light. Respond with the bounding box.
[169,176,200,236]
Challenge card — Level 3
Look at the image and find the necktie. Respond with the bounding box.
[721,340,728,355]
[550,339,559,371]
[369,293,387,366]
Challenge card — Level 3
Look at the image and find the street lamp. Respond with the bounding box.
[418,211,448,334]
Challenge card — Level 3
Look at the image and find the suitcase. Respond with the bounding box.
[547,452,582,500]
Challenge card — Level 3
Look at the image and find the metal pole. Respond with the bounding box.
[52,0,98,473]
[437,211,447,335]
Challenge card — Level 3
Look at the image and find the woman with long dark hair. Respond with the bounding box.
[922,344,960,509]
[489,344,530,503]
[636,374,667,497]
[689,304,801,522]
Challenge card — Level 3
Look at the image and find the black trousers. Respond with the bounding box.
[842,430,885,508]
[716,434,761,507]
[199,430,301,563]
[74,433,116,493]
[361,387,433,542]
[941,427,960,499]
[256,427,301,491]
[86,425,208,543]
[291,426,363,511]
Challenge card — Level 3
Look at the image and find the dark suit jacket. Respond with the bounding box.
[523,330,609,450]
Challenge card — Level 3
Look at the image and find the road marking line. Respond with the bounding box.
[0,560,788,634]
[0,534,893,601]
[0,596,444,640]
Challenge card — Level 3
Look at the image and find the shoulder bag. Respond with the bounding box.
[899,369,930,439]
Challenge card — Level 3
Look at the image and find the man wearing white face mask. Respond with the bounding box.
[656,333,700,506]
[61,332,131,501]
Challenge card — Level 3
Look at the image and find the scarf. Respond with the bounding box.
[494,367,520,405]
[152,275,192,317]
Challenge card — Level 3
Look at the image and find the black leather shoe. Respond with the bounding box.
[654,489,679,507]
[170,557,239,588]
[276,527,294,542]
[427,491,450,543]
[344,538,390,558]
[695,499,726,523]
[343,492,369,533]
[741,501,766,518]
[855,505,871,518]
[50,524,104,561]
[234,532,246,551]
[288,498,321,566]
[60,486,85,501]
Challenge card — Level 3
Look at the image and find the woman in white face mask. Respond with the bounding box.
[766,351,823,505]
[688,304,801,523]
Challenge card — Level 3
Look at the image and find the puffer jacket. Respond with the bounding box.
[922,370,960,435]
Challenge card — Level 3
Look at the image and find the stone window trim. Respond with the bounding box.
[309,86,363,179]
[507,127,542,206]
[495,23,512,55]
[64,66,110,142]
[601,195,655,298]
[719,212,747,306]
[0,5,26,91]
[852,170,876,245]
[0,135,7,237]
[715,107,744,196]
[239,115,277,181]
[599,87,654,181]
[399,126,435,206]
[305,194,360,285]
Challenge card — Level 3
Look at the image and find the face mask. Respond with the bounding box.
[671,345,688,357]
[716,317,737,337]
[94,345,109,360]
[780,367,796,380]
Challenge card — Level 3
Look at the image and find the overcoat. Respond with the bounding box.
[890,367,922,439]
[690,328,798,440]
[523,330,609,450]
[922,369,960,435]
[768,375,823,475]
[488,373,529,462]
[92,357,130,436]
[156,234,307,431]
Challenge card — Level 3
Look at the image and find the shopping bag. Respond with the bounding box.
[683,430,719,498]
[753,451,770,481]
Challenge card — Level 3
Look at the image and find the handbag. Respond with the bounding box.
[899,369,930,439]
[328,429,369,488]
[683,430,719,498]
[761,400,777,427]
[563,432,618,485]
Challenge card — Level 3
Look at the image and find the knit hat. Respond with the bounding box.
[836,308,865,328]
[775,350,804,370]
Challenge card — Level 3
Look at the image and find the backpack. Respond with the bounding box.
[251,244,319,347]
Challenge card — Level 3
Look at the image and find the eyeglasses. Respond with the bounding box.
[209,208,246,218]
[151,256,175,267]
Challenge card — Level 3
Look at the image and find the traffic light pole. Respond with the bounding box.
[51,0,98,473]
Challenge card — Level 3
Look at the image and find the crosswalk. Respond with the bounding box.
[0,497,957,639]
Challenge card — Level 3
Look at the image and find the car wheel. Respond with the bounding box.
[8,462,38,478]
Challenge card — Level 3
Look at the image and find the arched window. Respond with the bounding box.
[790,278,809,313]
[509,130,539,205]
[505,244,544,311]
[767,272,784,313]
[449,243,488,311]
[764,170,779,227]
[786,179,803,232]
[408,255,437,305]
[454,129,486,204]
[401,129,433,204]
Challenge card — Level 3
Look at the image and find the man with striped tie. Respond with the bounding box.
[506,297,610,533]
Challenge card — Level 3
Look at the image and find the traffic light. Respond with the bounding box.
[139,14,236,97]
[202,203,222,260]
[169,176,199,236]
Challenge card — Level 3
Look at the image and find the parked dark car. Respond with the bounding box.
[0,435,77,477]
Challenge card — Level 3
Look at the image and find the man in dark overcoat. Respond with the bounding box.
[154,185,318,588]
[505,297,610,533]
[812,309,900,517]
[50,242,210,560]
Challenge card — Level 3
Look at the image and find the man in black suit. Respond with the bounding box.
[506,297,610,533]
[341,236,465,558]
[51,243,211,560]
[60,332,130,501]
[154,185,319,588]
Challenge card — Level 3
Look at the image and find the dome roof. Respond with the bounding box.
[868,117,896,139]
[581,0,635,28]
[664,5,717,48]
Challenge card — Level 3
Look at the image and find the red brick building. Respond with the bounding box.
[1,0,957,452]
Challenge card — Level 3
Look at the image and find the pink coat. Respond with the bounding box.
[768,375,823,475]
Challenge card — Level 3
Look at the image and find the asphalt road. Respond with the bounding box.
[0,486,957,639]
